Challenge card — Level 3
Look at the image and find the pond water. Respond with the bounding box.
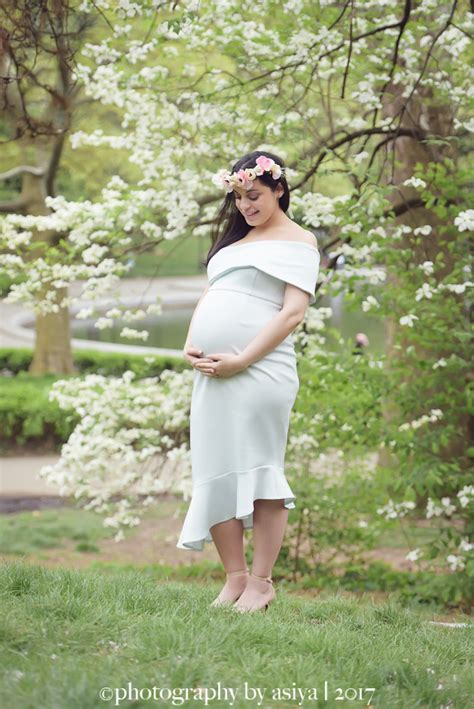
[71,293,385,355]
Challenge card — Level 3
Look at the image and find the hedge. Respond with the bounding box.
[0,347,187,451]
[0,347,186,377]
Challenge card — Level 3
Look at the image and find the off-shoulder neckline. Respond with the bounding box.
[222,239,318,251]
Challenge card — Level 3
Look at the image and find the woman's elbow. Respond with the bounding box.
[282,307,306,327]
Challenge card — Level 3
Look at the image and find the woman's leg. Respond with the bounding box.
[209,518,248,604]
[210,517,246,570]
[233,499,288,610]
[252,499,289,575]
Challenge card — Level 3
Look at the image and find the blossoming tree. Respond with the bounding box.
[1,0,472,593]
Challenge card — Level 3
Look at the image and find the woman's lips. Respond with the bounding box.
[245,211,259,217]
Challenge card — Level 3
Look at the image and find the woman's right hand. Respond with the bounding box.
[183,343,206,366]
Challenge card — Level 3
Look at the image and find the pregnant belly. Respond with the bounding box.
[190,289,280,356]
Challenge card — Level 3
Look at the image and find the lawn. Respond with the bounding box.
[0,560,472,709]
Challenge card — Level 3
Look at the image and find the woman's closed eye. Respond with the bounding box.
[235,195,258,202]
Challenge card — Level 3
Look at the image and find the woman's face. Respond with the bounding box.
[232,179,283,226]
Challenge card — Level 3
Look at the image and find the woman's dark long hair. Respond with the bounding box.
[204,150,290,267]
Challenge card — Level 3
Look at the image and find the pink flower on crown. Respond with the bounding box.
[255,155,275,172]
[236,169,252,188]
[212,155,285,193]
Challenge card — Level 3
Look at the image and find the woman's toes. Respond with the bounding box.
[232,575,274,611]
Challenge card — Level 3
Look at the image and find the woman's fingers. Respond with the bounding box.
[195,363,217,375]
[194,359,214,368]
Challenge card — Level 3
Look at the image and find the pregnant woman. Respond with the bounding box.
[177,151,320,613]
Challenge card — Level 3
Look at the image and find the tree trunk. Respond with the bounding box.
[378,80,468,480]
[21,171,76,375]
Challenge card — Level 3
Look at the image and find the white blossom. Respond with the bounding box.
[446,554,465,572]
[376,499,416,520]
[454,209,474,231]
[457,485,474,508]
[426,496,456,519]
[415,283,435,300]
[399,314,419,327]
[413,225,432,236]
[362,295,379,312]
[419,261,434,276]
[441,282,473,294]
[403,176,427,189]
[120,327,149,341]
[459,538,474,553]
[406,548,422,561]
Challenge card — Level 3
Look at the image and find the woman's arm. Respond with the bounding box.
[236,283,310,369]
[183,284,209,349]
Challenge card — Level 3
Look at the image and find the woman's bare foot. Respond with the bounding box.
[210,568,249,607]
[232,572,275,613]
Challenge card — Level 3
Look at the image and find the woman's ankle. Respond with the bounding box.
[250,571,273,582]
[226,567,249,577]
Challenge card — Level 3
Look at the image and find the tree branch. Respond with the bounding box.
[292,126,426,190]
[0,165,46,181]
[383,197,424,218]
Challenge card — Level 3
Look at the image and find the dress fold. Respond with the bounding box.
[177,464,296,551]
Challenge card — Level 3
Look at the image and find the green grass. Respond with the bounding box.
[0,505,471,608]
[0,561,472,708]
[0,508,116,556]
[0,501,185,559]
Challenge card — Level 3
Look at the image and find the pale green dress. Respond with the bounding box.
[176,240,320,551]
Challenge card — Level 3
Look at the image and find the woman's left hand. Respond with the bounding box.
[193,352,247,378]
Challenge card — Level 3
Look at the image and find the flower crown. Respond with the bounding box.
[212,155,286,193]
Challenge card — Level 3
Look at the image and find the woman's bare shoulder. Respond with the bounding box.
[287,225,318,248]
